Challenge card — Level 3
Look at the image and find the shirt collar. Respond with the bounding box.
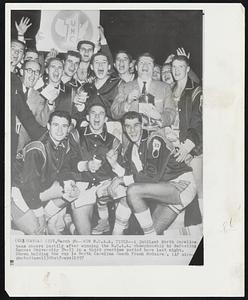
[84,125,107,141]
[22,84,27,94]
[62,76,79,88]
[22,84,32,96]
[134,130,148,147]
[48,134,67,150]
[185,77,195,90]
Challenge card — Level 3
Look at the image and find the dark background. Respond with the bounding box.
[11,10,202,77]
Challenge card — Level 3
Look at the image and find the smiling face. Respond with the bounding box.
[171,59,190,82]
[47,59,63,85]
[64,55,80,78]
[91,55,110,80]
[115,52,130,75]
[124,117,143,144]
[161,64,174,84]
[11,41,25,68]
[79,43,94,63]
[87,105,107,133]
[47,116,70,144]
[136,56,154,81]
[23,60,41,88]
[152,65,161,81]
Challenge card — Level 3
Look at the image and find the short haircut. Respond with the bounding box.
[114,50,132,63]
[154,64,161,70]
[162,62,172,68]
[86,101,106,115]
[171,55,190,66]
[25,48,39,55]
[22,59,41,71]
[46,57,63,68]
[11,39,26,49]
[122,111,142,127]
[65,50,81,61]
[136,52,155,64]
[48,110,71,125]
[77,40,95,51]
[90,52,110,65]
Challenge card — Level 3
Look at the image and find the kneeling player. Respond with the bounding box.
[109,111,197,235]
[66,102,126,235]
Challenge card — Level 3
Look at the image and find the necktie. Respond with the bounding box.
[24,88,29,100]
[142,81,147,95]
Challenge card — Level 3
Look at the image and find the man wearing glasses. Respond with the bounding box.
[16,60,52,152]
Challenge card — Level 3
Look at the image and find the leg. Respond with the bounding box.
[11,187,40,235]
[152,204,178,235]
[11,200,40,235]
[71,204,94,235]
[127,182,181,212]
[47,207,67,235]
[91,200,111,235]
[127,182,182,236]
[190,155,203,218]
[112,197,132,235]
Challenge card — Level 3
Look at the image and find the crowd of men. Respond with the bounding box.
[10,17,203,235]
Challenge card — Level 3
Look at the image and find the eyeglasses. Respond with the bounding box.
[24,68,40,76]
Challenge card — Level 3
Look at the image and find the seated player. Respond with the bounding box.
[108,111,197,235]
[11,111,80,235]
[64,101,126,235]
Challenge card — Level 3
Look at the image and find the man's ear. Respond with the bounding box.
[86,115,89,121]
[187,66,190,73]
[47,123,50,131]
[108,64,111,71]
[135,64,138,72]
[90,65,93,71]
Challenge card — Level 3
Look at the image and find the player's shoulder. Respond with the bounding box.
[22,141,46,162]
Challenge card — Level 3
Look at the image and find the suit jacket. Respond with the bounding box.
[111,79,176,126]
[17,88,52,152]
[11,73,46,161]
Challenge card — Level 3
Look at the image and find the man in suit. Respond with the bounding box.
[17,60,52,152]
[111,52,176,127]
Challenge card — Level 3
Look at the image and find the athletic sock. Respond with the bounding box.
[112,203,131,235]
[134,209,156,235]
[98,202,109,220]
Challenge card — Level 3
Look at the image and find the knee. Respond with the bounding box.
[126,184,142,207]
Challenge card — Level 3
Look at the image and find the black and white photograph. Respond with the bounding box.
[5,2,244,297]
[10,8,203,239]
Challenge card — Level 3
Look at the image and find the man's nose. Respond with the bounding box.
[13,49,19,55]
[57,126,63,134]
[70,63,75,70]
[29,72,35,80]
[130,126,135,133]
[95,114,100,120]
